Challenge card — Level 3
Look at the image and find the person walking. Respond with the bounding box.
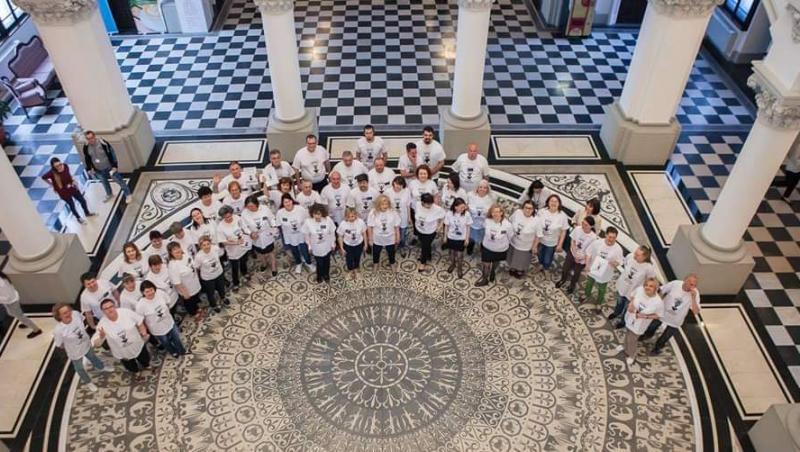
[81,131,132,203]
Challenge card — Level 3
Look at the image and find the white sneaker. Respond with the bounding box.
[305,263,316,272]
[86,382,99,393]
[82,357,92,369]
[124,196,132,204]
[614,345,624,354]
[626,357,635,366]
[294,264,303,274]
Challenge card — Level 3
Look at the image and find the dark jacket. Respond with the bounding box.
[82,139,118,172]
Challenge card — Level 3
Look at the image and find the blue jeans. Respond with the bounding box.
[287,243,312,265]
[469,227,485,245]
[71,347,105,384]
[156,324,187,356]
[398,227,408,250]
[538,244,556,269]
[612,295,629,321]
[95,168,131,197]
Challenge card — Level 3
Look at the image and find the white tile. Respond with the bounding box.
[630,171,694,246]
[159,139,266,166]
[765,325,794,346]
[493,135,599,160]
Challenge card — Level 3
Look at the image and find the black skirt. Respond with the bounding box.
[481,247,507,263]
[447,238,466,251]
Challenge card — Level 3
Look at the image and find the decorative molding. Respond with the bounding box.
[253,0,294,14]
[788,3,800,43]
[457,0,497,11]
[14,0,96,24]
[747,72,800,130]
[647,0,721,17]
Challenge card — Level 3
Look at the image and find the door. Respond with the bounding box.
[108,0,137,34]
[616,0,647,24]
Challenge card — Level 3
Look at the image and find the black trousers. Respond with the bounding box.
[64,192,90,218]
[312,177,329,193]
[372,244,396,264]
[418,232,435,264]
[230,255,248,286]
[182,293,201,316]
[559,253,585,289]
[315,252,331,282]
[653,325,679,352]
[200,274,225,306]
[120,345,151,373]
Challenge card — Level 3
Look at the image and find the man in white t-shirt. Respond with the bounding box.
[414,126,445,178]
[451,143,490,193]
[262,149,296,189]
[346,174,379,221]
[213,161,259,195]
[92,299,150,376]
[367,158,396,195]
[332,151,368,190]
[644,275,701,354]
[321,171,349,224]
[397,143,418,182]
[356,125,387,170]
[580,227,624,311]
[292,134,330,192]
[79,271,120,330]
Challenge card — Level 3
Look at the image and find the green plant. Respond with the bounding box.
[0,100,11,126]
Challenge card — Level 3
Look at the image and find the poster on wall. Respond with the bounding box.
[565,0,596,37]
[130,0,166,33]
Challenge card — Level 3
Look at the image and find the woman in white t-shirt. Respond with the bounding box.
[367,195,401,268]
[91,300,150,379]
[556,216,597,294]
[53,303,112,392]
[466,180,494,256]
[189,208,217,247]
[302,203,337,283]
[387,176,412,257]
[408,165,439,219]
[611,245,657,327]
[476,204,513,287]
[414,193,445,272]
[145,255,179,311]
[137,281,187,358]
[167,242,203,322]
[337,207,367,278]
[268,177,296,213]
[443,197,472,278]
[277,193,314,274]
[506,201,538,278]
[118,242,148,280]
[242,194,278,278]
[563,198,602,259]
[216,204,252,290]
[193,236,228,313]
[440,173,467,211]
[531,194,570,270]
[616,278,663,366]
[221,180,246,215]
[118,274,142,311]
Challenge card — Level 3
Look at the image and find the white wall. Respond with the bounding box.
[594,0,617,25]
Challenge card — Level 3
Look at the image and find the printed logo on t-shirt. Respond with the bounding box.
[73,326,84,341]
[466,167,474,180]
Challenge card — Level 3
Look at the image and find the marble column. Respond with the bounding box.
[439,0,494,159]
[0,149,89,304]
[255,0,317,160]
[15,0,155,172]
[599,0,719,165]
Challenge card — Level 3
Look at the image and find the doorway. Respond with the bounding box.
[616,0,647,24]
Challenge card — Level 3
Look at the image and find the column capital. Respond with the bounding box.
[748,69,800,130]
[457,0,497,11]
[647,0,721,18]
[15,0,96,24]
[788,3,800,43]
[253,0,294,15]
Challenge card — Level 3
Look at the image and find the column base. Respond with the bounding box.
[600,101,681,166]
[266,108,319,161]
[667,224,754,295]
[749,404,800,452]
[73,108,155,173]
[4,233,90,305]
[439,106,491,160]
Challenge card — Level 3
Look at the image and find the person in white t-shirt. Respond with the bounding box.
[295,179,323,210]
[415,126,445,178]
[189,208,217,247]
[193,236,229,312]
[118,274,142,311]
[367,158,396,195]
[302,203,337,283]
[268,177,296,213]
[221,180,247,216]
[79,272,120,331]
[615,278,663,366]
[91,300,150,379]
[506,201,538,278]
[167,242,204,321]
[321,171,349,224]
[0,273,41,338]
[216,205,252,290]
[347,174,379,222]
[518,179,554,210]
[367,195,401,268]
[332,150,368,190]
[556,216,597,294]
[451,144,490,193]
[241,194,278,277]
[644,275,701,355]
[467,179,495,256]
[168,221,197,259]
[387,176,412,257]
[277,193,314,274]
[293,135,330,192]
[581,226,624,312]
[53,303,112,392]
[531,194,570,270]
[212,161,259,195]
[397,142,418,182]
[145,230,170,263]
[610,245,657,327]
[443,198,472,278]
[137,281,186,358]
[408,165,439,212]
[356,125,388,169]
[262,149,296,189]
[440,173,468,211]
[118,242,148,281]
[414,193,446,271]
[476,204,513,287]
[337,207,367,278]
[196,186,223,223]
[145,255,179,310]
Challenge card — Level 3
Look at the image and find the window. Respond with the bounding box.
[723,0,759,28]
[0,0,25,40]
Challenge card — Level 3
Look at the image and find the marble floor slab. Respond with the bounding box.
[57,181,124,257]
[492,135,600,160]
[628,170,696,247]
[157,139,266,166]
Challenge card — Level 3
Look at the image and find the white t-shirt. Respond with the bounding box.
[387,188,412,228]
[144,269,178,308]
[356,136,386,169]
[368,168,396,194]
[616,254,658,298]
[221,193,246,216]
[262,161,294,188]
[467,192,494,230]
[440,186,467,210]
[302,217,337,256]
[169,230,198,258]
[414,203,446,235]
[118,257,148,280]
[295,190,323,210]
[367,210,401,246]
[408,179,438,207]
[569,228,597,264]
[292,146,329,183]
[347,187,379,221]
[397,153,417,181]
[136,290,175,336]
[168,255,202,297]
[119,282,141,311]
[660,280,700,328]
[586,239,624,283]
[219,169,259,195]
[519,187,555,210]
[332,160,368,190]
[216,216,252,260]
[415,139,445,175]
[452,154,490,193]
[197,198,223,223]
[190,221,217,246]
[509,210,538,251]
[624,287,664,335]
[535,208,569,247]
[321,184,350,224]
[277,206,309,246]
[193,246,225,281]
[80,280,116,319]
[445,211,473,241]
[241,206,277,250]
[53,312,91,360]
[268,189,294,213]
[145,242,170,264]
[94,308,145,360]
[482,218,514,252]
[337,219,367,247]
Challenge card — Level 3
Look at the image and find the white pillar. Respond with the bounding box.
[16,0,155,172]
[255,0,317,160]
[0,151,54,260]
[599,0,718,165]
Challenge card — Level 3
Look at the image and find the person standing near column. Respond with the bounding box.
[216,205,252,290]
[277,193,314,274]
[42,157,96,224]
[332,151,368,190]
[213,161,260,196]
[367,158,396,195]
[443,198,472,278]
[293,135,330,192]
[347,174,379,222]
[295,180,323,210]
[387,176,412,257]
[262,150,297,190]
[556,216,597,294]
[0,272,42,338]
[196,186,223,223]
[356,125,387,170]
[451,144,490,194]
[466,180,495,256]
[367,195,401,269]
[615,278,663,366]
[643,274,701,355]
[241,195,278,276]
[782,141,800,202]
[476,204,513,287]
[506,201,538,278]
[82,131,132,203]
[91,300,150,381]
[53,303,113,392]
[531,194,569,271]
[580,227,624,314]
[415,126,446,179]
[414,193,446,272]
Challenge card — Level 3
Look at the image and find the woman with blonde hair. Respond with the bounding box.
[476,204,513,286]
[367,195,401,267]
[616,277,663,366]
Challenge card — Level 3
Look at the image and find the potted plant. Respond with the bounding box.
[0,100,11,145]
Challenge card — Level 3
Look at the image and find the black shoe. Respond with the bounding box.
[232,285,240,292]
[223,298,231,306]
[26,329,42,339]
[475,278,489,287]
[172,353,180,359]
[18,324,28,329]
[613,322,624,330]
[260,265,268,272]
[651,348,662,356]
[555,280,565,289]
[214,306,222,313]
[607,313,617,320]
[447,263,456,273]
[272,271,278,277]
[640,333,655,341]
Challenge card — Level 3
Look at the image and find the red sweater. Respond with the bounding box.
[42,166,79,199]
